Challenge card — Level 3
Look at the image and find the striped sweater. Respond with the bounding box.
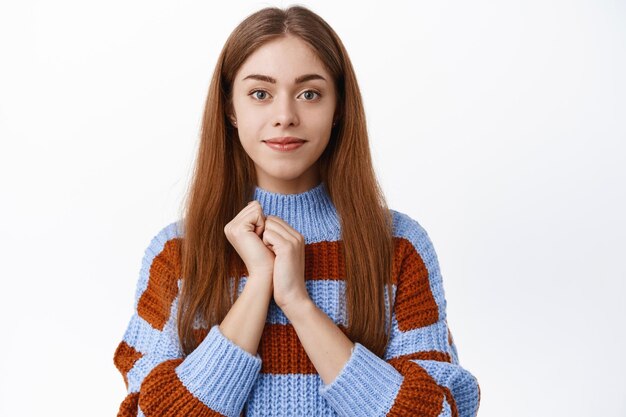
[113,182,481,416]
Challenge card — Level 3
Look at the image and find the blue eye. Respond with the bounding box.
[250,90,269,100]
[301,90,321,100]
[248,89,321,101]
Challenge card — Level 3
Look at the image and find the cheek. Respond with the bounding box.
[237,120,264,147]
[237,128,257,154]
[311,111,334,138]
[300,109,333,130]
[236,104,266,129]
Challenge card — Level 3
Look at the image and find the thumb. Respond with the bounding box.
[250,206,266,237]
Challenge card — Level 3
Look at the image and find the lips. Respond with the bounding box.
[263,138,306,153]
[263,136,306,145]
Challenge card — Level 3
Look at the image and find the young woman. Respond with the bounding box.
[113,5,480,417]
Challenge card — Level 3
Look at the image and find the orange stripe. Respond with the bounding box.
[244,239,403,283]
[139,358,226,416]
[188,323,344,375]
[393,350,452,363]
[259,323,313,374]
[304,240,345,280]
[257,323,350,374]
[137,238,182,330]
[113,341,144,389]
[193,327,209,345]
[387,358,446,416]
[134,236,406,331]
[394,238,439,331]
[117,392,139,417]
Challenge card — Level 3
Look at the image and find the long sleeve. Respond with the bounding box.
[318,213,481,417]
[113,221,262,417]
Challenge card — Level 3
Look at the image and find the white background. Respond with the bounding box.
[1,1,624,416]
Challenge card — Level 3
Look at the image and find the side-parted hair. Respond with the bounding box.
[178,5,395,358]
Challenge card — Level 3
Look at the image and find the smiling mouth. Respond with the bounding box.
[263,136,306,145]
[263,141,306,152]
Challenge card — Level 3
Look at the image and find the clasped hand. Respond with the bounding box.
[223,200,310,311]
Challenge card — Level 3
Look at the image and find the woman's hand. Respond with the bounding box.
[223,201,275,280]
[261,215,310,310]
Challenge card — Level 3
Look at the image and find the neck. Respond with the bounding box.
[253,163,322,195]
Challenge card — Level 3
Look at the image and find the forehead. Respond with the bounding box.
[236,35,330,82]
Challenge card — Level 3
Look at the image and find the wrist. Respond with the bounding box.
[280,296,315,324]
[243,273,273,295]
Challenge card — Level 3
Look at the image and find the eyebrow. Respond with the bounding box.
[242,73,327,84]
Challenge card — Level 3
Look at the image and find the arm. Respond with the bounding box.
[285,213,481,417]
[113,221,265,417]
[281,298,354,385]
[219,273,273,356]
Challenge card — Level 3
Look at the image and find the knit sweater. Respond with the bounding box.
[113,181,481,417]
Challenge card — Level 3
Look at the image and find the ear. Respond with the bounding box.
[225,99,237,126]
[332,106,341,125]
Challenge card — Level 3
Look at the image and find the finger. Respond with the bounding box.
[261,227,282,249]
[248,207,266,236]
[266,215,302,241]
[236,202,266,235]
[232,201,258,223]
[239,200,261,216]
[264,216,292,240]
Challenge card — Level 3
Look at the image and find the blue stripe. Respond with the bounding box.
[384,319,452,360]
[438,397,452,416]
[231,277,396,328]
[123,293,182,392]
[247,374,340,416]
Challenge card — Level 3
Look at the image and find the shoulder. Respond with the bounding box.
[388,208,442,274]
[389,208,439,264]
[133,219,185,331]
[389,209,431,241]
[141,219,185,262]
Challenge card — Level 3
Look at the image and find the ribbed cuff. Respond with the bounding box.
[175,325,262,417]
[319,343,404,417]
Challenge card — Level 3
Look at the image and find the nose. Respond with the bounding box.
[272,95,299,128]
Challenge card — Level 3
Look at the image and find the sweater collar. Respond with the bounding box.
[252,181,340,242]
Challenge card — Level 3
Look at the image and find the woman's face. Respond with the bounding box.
[230,34,337,194]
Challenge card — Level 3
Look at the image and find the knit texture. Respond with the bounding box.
[113,181,480,417]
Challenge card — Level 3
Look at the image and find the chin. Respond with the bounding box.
[262,165,308,181]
